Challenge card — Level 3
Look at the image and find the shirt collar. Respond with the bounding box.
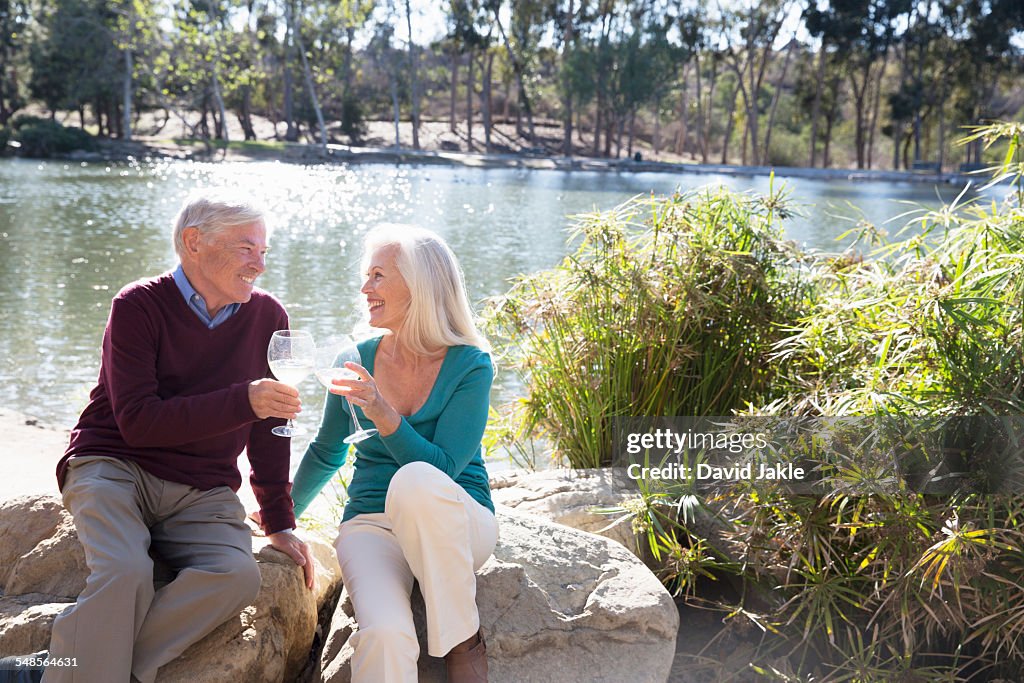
[172,264,240,328]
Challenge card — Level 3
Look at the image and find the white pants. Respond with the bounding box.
[336,462,498,683]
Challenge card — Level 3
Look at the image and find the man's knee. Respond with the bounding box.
[85,551,154,593]
[217,551,261,610]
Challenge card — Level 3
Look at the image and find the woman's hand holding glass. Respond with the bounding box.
[316,336,388,443]
[326,361,401,438]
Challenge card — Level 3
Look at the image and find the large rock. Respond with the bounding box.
[0,495,342,681]
[490,468,648,557]
[320,506,679,683]
[490,468,737,573]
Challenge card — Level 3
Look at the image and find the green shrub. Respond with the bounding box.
[492,122,1024,679]
[10,114,49,131]
[339,94,367,142]
[618,123,1024,679]
[0,126,9,155]
[13,118,95,158]
[484,183,810,468]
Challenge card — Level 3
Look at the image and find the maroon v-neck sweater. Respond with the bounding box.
[59,273,296,533]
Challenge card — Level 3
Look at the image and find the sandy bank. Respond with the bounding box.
[53,135,974,187]
[0,410,269,515]
[0,408,67,500]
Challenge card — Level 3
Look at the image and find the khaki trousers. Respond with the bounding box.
[337,462,498,683]
[43,456,261,683]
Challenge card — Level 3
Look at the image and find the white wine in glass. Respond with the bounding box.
[267,330,315,437]
[315,335,379,444]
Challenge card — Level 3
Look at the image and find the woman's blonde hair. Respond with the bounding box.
[362,224,490,355]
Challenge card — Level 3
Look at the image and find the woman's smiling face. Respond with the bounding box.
[361,244,412,330]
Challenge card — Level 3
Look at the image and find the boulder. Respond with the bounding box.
[490,468,737,574]
[0,495,342,682]
[320,506,679,683]
[490,468,646,557]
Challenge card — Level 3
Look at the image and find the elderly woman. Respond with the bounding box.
[290,224,496,683]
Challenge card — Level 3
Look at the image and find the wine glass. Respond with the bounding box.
[267,329,316,437]
[315,335,379,444]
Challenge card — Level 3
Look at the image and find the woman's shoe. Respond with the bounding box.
[444,630,488,683]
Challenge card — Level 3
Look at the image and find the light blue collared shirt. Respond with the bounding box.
[172,265,241,329]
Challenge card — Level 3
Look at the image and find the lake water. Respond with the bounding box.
[0,157,1003,438]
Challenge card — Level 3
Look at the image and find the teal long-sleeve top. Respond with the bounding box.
[291,336,495,522]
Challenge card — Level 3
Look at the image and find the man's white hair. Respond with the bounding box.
[172,188,265,258]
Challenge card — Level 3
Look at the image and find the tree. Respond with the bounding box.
[0,0,31,125]
[489,0,545,142]
[29,0,124,134]
[720,0,793,166]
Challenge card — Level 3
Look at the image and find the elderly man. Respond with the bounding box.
[39,190,313,683]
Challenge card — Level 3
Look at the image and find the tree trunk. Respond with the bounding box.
[741,110,749,166]
[296,26,327,148]
[122,48,133,141]
[94,99,104,137]
[449,45,458,133]
[493,8,535,142]
[702,56,718,164]
[746,52,759,165]
[238,86,256,140]
[866,47,888,169]
[694,53,704,161]
[937,103,945,175]
[721,88,738,164]
[824,113,835,168]
[913,33,924,164]
[211,70,229,142]
[283,0,298,142]
[892,42,907,170]
[343,27,355,93]
[808,44,826,167]
[604,110,614,158]
[849,68,869,169]
[654,92,662,156]
[627,107,636,157]
[561,0,575,156]
[480,52,494,153]
[404,0,420,150]
[466,50,474,149]
[112,100,122,139]
[391,67,401,148]
[675,63,688,156]
[0,34,7,124]
[762,37,796,165]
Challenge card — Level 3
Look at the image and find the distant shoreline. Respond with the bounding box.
[41,136,982,187]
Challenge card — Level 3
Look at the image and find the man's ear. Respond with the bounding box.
[182,226,201,259]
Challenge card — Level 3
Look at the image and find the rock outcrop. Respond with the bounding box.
[320,506,679,683]
[490,468,649,556]
[0,495,342,681]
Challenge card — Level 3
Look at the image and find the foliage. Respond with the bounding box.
[483,182,809,468]
[490,122,1024,679]
[5,0,1022,163]
[12,116,94,156]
